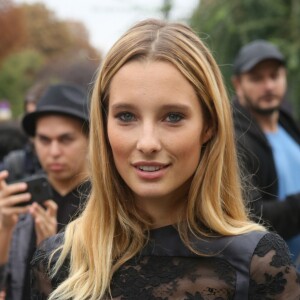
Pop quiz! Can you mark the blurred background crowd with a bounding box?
[1,0,300,122]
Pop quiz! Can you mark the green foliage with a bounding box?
[189,0,300,119]
[0,1,100,118]
[22,3,73,57]
[0,49,44,117]
[160,0,173,19]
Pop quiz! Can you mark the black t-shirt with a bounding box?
[53,181,90,232]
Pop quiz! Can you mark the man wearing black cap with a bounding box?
[232,40,300,268]
[0,83,90,299]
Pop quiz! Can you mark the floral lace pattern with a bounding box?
[31,232,300,299]
[249,233,299,299]
[110,256,235,299]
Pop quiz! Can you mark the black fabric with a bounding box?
[233,100,300,239]
[30,226,300,299]
[0,120,28,161]
[233,40,285,75]
[4,181,90,300]
[0,142,42,183]
[52,181,89,232]
[22,227,36,298]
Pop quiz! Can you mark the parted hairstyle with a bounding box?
[49,19,265,300]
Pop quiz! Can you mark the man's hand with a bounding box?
[0,171,31,231]
[0,290,6,300]
[29,200,58,245]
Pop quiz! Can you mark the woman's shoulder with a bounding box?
[205,230,268,254]
[146,225,268,257]
[236,230,293,270]
[39,232,65,253]
[204,231,293,270]
[31,233,70,296]
[31,232,65,267]
[146,226,291,265]
[253,231,292,264]
[249,231,300,298]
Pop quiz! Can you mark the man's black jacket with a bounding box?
[233,100,300,239]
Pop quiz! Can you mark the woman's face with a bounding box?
[107,60,210,206]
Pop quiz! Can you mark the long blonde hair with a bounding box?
[49,19,264,300]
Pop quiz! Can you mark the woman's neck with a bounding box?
[135,193,187,229]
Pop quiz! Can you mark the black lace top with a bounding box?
[31,226,300,299]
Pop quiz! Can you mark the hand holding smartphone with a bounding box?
[15,174,53,207]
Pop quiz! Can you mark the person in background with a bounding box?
[0,80,50,182]
[31,19,299,300]
[0,83,90,300]
[23,80,50,114]
[0,90,36,163]
[232,40,300,269]
[0,121,27,162]
[0,52,98,183]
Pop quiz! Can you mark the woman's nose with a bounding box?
[136,124,162,154]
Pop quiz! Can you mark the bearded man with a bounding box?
[232,40,300,269]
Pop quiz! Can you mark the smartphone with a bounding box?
[14,174,53,207]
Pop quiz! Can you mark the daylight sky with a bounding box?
[15,0,199,54]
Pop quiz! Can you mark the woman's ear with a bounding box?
[202,126,213,144]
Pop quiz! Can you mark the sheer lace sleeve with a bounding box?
[30,233,67,300]
[31,246,54,299]
[249,232,300,299]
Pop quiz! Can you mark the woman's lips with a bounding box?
[133,162,170,180]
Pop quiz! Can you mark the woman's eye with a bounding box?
[117,112,135,122]
[165,113,183,123]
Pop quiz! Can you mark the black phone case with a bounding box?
[15,174,53,206]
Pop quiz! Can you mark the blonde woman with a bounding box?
[31,19,300,299]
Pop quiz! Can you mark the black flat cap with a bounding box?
[233,40,285,75]
[22,83,89,136]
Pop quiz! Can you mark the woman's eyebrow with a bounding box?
[110,103,135,111]
[110,103,191,111]
[159,104,191,111]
